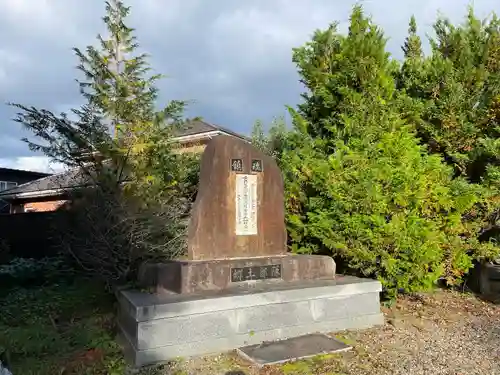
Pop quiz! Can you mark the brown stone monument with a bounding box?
[138,135,335,294]
[188,135,287,260]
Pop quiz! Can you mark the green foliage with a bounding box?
[74,0,165,138]
[402,16,423,59]
[399,9,500,182]
[10,1,195,284]
[11,0,191,203]
[398,8,500,247]
[267,5,499,298]
[250,116,290,171]
[0,256,172,375]
[0,275,120,375]
[0,257,73,289]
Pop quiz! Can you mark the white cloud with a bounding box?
[0,156,66,174]
[0,49,28,88]
[0,0,53,20]
[0,0,64,35]
[0,0,499,162]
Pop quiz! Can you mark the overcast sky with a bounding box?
[0,0,497,173]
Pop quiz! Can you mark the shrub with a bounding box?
[57,179,192,287]
[277,6,498,298]
[0,257,72,291]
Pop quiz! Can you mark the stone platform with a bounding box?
[117,276,384,367]
[138,254,336,295]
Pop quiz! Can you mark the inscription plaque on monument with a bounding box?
[231,158,243,172]
[231,264,282,282]
[251,159,263,172]
[235,174,258,235]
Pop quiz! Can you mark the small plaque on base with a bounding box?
[237,333,352,367]
[231,264,282,282]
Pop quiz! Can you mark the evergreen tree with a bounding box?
[400,9,500,242]
[10,0,191,284]
[402,16,423,59]
[250,117,289,164]
[281,6,494,297]
[395,16,427,129]
[12,0,190,192]
[74,1,186,146]
[293,6,399,148]
[403,8,500,180]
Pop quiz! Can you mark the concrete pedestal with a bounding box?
[138,254,336,295]
[117,276,384,367]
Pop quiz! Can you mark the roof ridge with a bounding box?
[184,119,218,131]
[0,166,51,176]
[6,165,75,190]
[187,119,250,140]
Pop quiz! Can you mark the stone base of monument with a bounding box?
[137,254,336,295]
[117,275,384,367]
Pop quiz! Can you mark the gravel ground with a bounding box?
[342,291,500,375]
[152,290,500,375]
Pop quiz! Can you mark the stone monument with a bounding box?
[137,136,335,294]
[118,135,383,367]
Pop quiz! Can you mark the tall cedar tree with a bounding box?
[9,0,192,283]
[280,6,495,297]
[12,0,189,195]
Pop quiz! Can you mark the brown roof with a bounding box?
[174,119,249,140]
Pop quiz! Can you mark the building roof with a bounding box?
[0,168,89,199]
[174,119,248,140]
[0,120,246,200]
[0,167,51,178]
